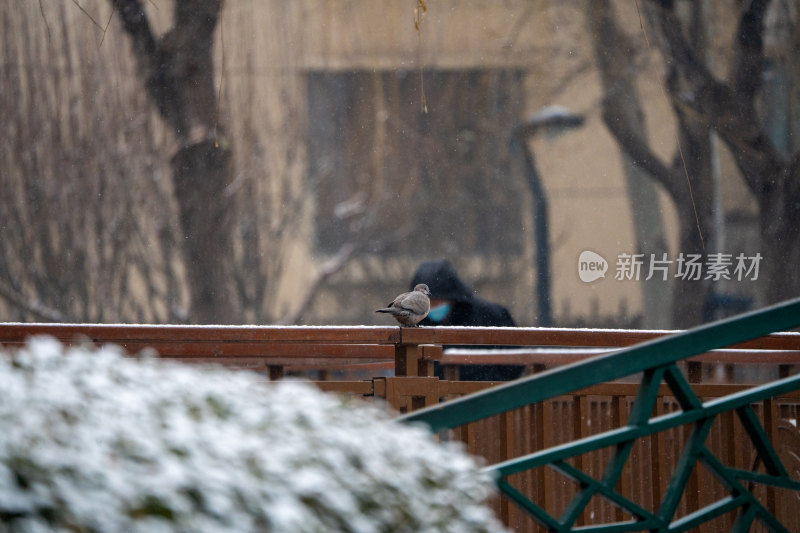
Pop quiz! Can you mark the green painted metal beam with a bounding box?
[730,469,800,491]
[488,372,800,478]
[662,364,701,410]
[628,366,666,425]
[568,520,660,532]
[735,405,790,479]
[657,418,715,524]
[400,297,800,432]
[496,478,561,531]
[700,448,797,533]
[730,504,758,533]
[549,460,656,523]
[666,495,745,532]
[697,447,791,533]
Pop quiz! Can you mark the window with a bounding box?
[306,69,526,257]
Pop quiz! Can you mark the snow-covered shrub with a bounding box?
[0,337,507,533]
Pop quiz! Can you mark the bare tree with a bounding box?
[587,0,715,327]
[0,2,381,326]
[0,1,183,323]
[589,0,800,325]
[110,0,237,323]
[586,0,675,327]
[647,0,800,307]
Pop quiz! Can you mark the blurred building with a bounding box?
[2,0,772,327]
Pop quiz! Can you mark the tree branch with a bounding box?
[588,0,685,203]
[0,279,66,322]
[277,242,359,325]
[601,99,684,202]
[731,0,770,102]
[112,0,158,72]
[648,0,783,195]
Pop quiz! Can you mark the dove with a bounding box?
[376,283,431,326]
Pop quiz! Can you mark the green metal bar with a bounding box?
[599,440,635,492]
[551,460,657,523]
[699,447,753,495]
[557,368,666,528]
[657,417,715,524]
[489,373,800,478]
[735,405,790,478]
[628,367,666,425]
[558,443,629,528]
[698,448,791,533]
[569,520,660,533]
[666,495,745,532]
[753,509,792,533]
[496,478,562,531]
[400,297,800,432]
[749,509,793,533]
[662,364,701,410]
[730,504,757,533]
[730,469,800,491]
[553,458,596,529]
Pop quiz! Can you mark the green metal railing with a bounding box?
[400,297,800,532]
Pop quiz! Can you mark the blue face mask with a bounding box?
[427,303,452,323]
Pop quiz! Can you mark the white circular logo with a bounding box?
[578,250,608,283]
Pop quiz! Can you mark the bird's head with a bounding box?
[413,284,431,297]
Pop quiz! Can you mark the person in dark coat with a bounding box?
[409,259,525,381]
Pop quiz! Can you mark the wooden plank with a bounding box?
[283,361,394,372]
[110,342,396,359]
[539,400,554,518]
[173,357,392,366]
[763,398,779,516]
[401,326,664,347]
[394,344,418,377]
[498,411,515,527]
[438,349,800,366]
[310,381,373,395]
[4,324,799,352]
[611,395,630,522]
[572,394,589,526]
[0,324,401,344]
[402,326,800,350]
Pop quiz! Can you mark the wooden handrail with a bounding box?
[436,348,800,365]
[2,323,799,378]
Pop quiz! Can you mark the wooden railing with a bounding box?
[2,319,800,531]
[1,322,797,377]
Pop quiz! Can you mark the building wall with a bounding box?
[5,0,768,326]
[213,0,686,326]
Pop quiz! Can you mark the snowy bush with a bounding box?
[0,337,507,533]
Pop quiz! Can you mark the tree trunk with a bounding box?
[587,0,672,328]
[670,207,710,328]
[669,119,716,328]
[759,185,800,305]
[588,0,713,328]
[112,0,237,323]
[172,140,235,323]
